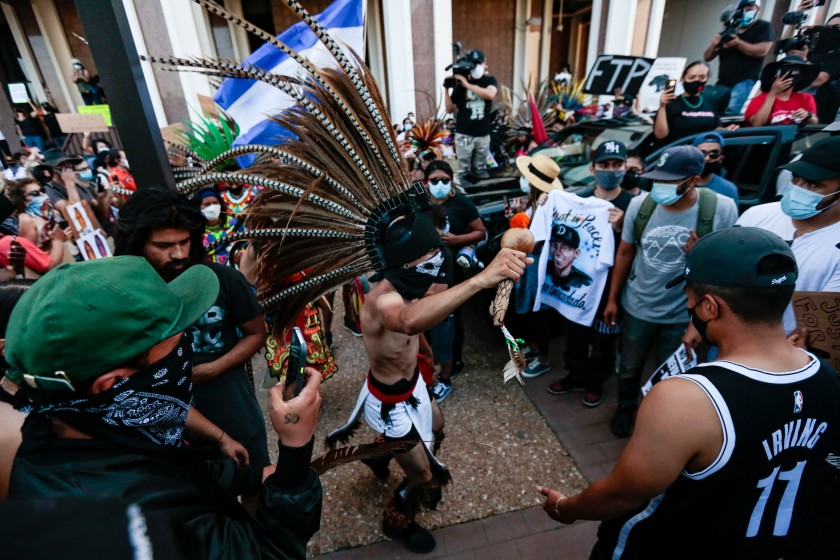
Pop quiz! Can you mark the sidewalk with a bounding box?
[319,351,626,560]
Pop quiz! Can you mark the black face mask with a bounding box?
[683,81,705,95]
[689,306,713,346]
[702,161,722,178]
[622,171,642,190]
[383,250,444,300]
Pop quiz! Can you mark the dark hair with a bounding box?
[114,186,206,263]
[103,150,121,169]
[30,165,53,187]
[687,254,797,324]
[11,152,25,163]
[423,160,454,181]
[682,61,709,80]
[6,178,41,213]
[191,185,229,228]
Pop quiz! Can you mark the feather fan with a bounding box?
[310,440,419,475]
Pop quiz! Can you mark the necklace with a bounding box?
[681,94,703,109]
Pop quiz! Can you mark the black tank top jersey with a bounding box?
[612,355,840,559]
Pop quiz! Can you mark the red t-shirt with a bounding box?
[745,92,817,125]
[0,236,51,274]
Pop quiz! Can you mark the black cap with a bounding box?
[780,136,840,182]
[42,148,83,168]
[550,223,580,249]
[592,140,627,163]
[467,50,486,63]
[665,227,797,289]
[642,145,705,181]
[759,55,821,93]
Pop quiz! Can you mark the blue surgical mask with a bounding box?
[594,169,626,191]
[429,179,452,200]
[781,184,840,219]
[78,169,94,182]
[519,176,531,193]
[26,194,53,220]
[650,181,687,206]
[740,10,757,27]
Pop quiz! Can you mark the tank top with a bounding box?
[613,354,840,559]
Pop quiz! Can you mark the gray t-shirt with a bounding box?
[620,190,738,323]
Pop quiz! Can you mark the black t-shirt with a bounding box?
[664,95,721,144]
[440,194,480,239]
[451,75,498,137]
[187,262,263,370]
[718,19,774,87]
[16,115,42,137]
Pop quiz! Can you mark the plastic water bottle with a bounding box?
[456,245,476,269]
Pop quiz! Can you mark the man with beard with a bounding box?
[328,212,530,553]
[114,187,270,471]
[3,257,323,558]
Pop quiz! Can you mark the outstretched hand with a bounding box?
[268,367,322,448]
[537,485,572,523]
[473,248,532,290]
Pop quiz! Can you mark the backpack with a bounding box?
[632,187,718,243]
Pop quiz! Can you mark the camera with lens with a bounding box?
[719,6,744,46]
[443,43,485,89]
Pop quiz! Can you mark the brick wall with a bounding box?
[452,0,516,90]
[411,0,437,117]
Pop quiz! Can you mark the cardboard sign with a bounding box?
[77,104,112,126]
[792,291,840,371]
[160,122,186,146]
[55,112,109,133]
[583,55,655,96]
[637,57,687,113]
[76,230,112,261]
[8,83,29,104]
[59,199,101,240]
[641,346,698,396]
[198,94,220,118]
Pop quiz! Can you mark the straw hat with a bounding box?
[516,154,564,192]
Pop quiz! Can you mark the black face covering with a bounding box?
[622,171,641,190]
[683,81,705,96]
[383,250,444,300]
[702,161,722,178]
[689,306,713,346]
[18,335,194,447]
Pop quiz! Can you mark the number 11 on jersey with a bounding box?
[746,460,806,538]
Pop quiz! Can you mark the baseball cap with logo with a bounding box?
[692,132,725,148]
[780,136,840,182]
[593,140,628,163]
[665,227,797,289]
[5,256,220,388]
[550,223,580,249]
[642,145,706,181]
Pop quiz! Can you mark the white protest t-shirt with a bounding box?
[531,190,615,326]
[737,202,840,333]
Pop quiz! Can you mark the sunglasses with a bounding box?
[429,178,451,186]
[700,150,721,159]
[24,188,46,198]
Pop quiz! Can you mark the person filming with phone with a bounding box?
[745,56,819,126]
[654,62,724,145]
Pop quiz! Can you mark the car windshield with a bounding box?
[533,122,650,191]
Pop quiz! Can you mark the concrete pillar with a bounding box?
[432,0,453,113]
[31,0,82,110]
[224,0,251,59]
[382,0,416,122]
[603,0,638,55]
[159,0,214,123]
[586,0,603,76]
[644,0,666,58]
[539,0,553,84]
[122,0,167,127]
[2,4,48,105]
[366,0,387,104]
[512,0,531,106]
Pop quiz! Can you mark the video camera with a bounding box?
[443,42,484,89]
[775,3,840,75]
[719,5,745,46]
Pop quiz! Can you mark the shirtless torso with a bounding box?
[362,279,421,385]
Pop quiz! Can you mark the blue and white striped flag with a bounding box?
[214,0,366,166]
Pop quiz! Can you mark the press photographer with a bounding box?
[443,48,498,186]
[704,0,775,115]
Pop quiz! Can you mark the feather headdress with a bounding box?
[146,0,430,331]
[403,116,447,160]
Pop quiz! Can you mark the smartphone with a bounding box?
[666,79,677,92]
[286,327,308,397]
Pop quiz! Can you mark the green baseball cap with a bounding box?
[665,227,798,289]
[5,256,219,387]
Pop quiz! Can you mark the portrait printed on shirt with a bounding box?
[536,207,609,326]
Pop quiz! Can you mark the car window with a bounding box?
[719,136,776,202]
[790,130,830,160]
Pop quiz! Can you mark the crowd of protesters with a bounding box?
[0,0,838,557]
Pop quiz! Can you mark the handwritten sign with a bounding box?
[8,83,29,104]
[583,55,655,96]
[55,112,109,133]
[77,104,112,126]
[792,291,840,371]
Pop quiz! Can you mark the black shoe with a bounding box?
[383,520,436,553]
[610,406,636,438]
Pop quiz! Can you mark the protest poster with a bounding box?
[583,55,655,96]
[55,112,109,133]
[8,83,29,104]
[198,93,220,118]
[637,57,687,113]
[77,104,112,126]
[792,291,840,371]
[641,346,698,396]
[60,200,100,239]
[76,230,112,261]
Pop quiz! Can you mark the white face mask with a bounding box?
[519,176,531,193]
[201,203,222,222]
[470,64,485,80]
